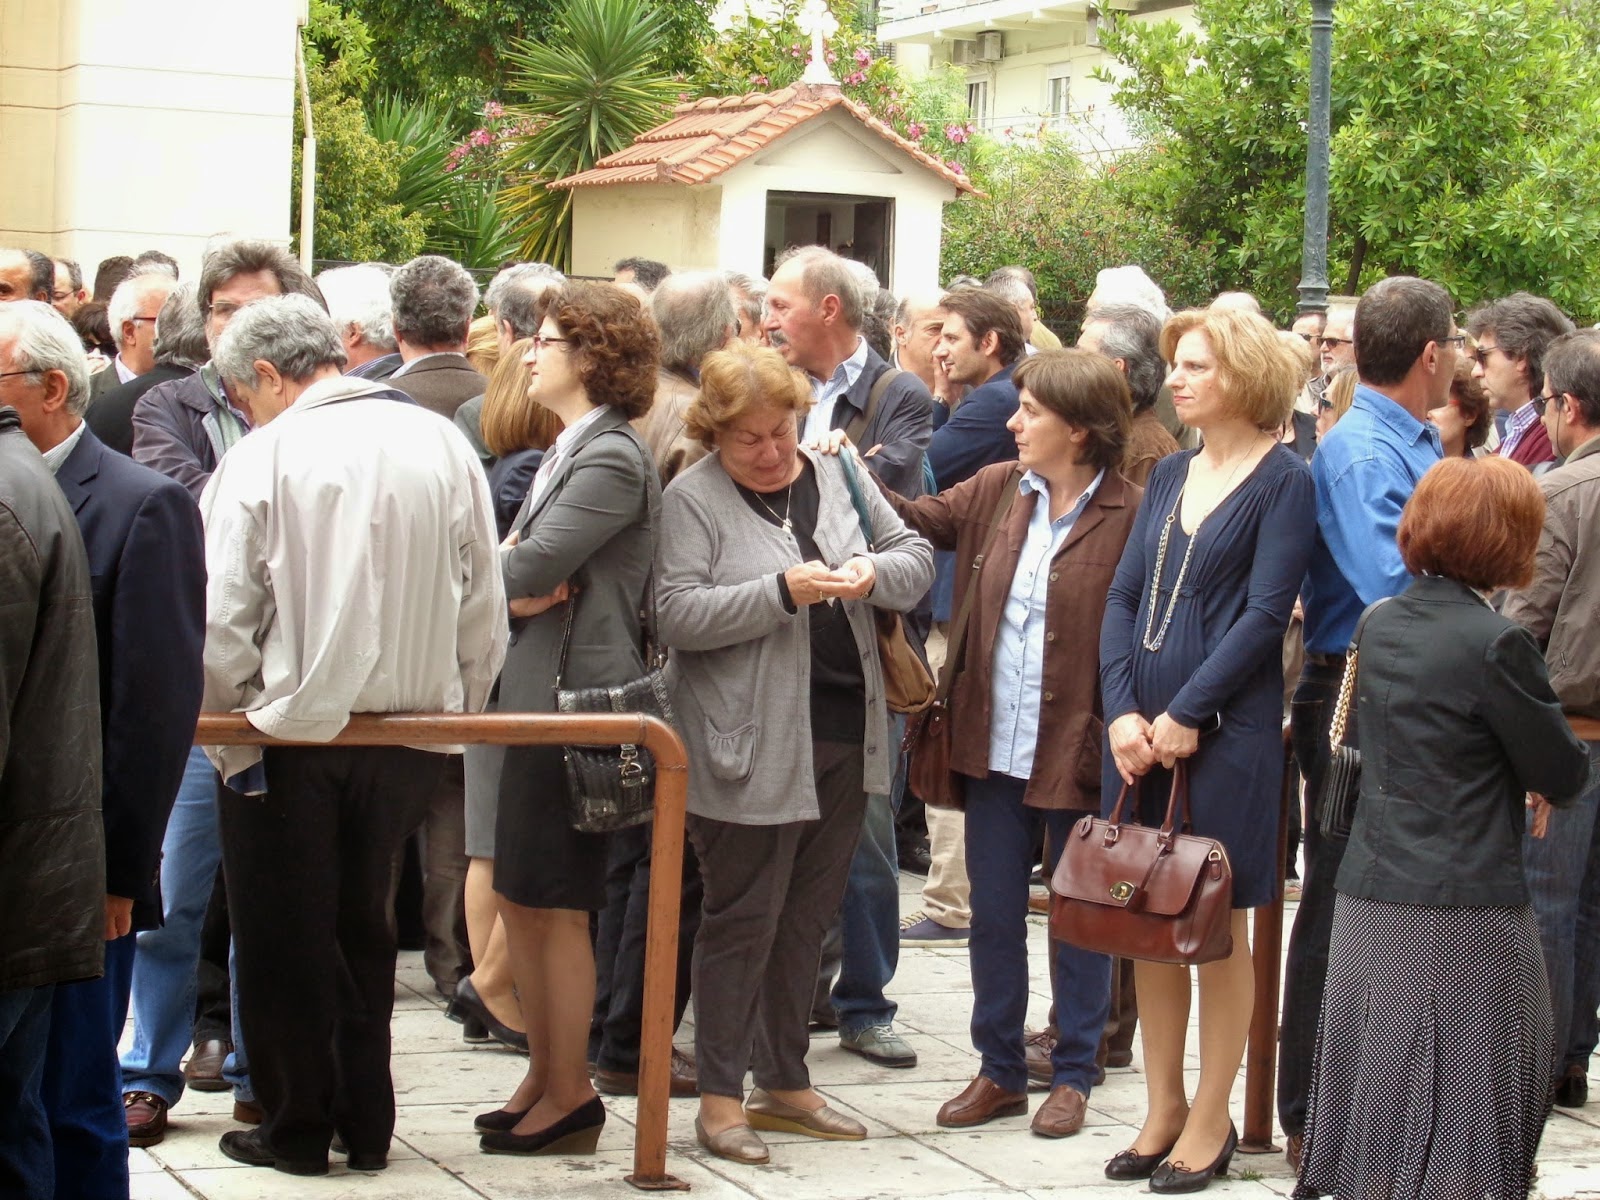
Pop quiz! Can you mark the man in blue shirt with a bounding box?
[927,288,1025,489]
[1280,276,1459,1166]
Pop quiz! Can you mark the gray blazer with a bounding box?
[657,448,933,825]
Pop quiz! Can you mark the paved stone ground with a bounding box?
[128,881,1600,1199]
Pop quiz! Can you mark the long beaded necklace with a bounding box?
[1140,439,1264,652]
[755,484,793,532]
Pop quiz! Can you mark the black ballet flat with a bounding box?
[1149,1124,1238,1194]
[1104,1141,1177,1181]
[473,1106,532,1133]
[479,1096,606,1156]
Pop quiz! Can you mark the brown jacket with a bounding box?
[635,368,708,485]
[1123,406,1180,488]
[884,461,1142,810]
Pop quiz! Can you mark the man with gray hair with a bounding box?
[1,299,205,1198]
[53,257,89,318]
[201,294,505,1176]
[637,270,736,483]
[452,264,565,465]
[987,266,1060,351]
[726,272,767,344]
[316,263,400,380]
[0,247,52,303]
[1086,265,1193,448]
[389,255,483,419]
[88,282,205,456]
[91,269,178,409]
[1079,303,1180,486]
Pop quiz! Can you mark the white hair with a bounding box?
[0,300,92,416]
[1088,265,1171,324]
[485,263,564,318]
[316,264,397,352]
[841,259,884,315]
[213,294,346,388]
[107,271,178,351]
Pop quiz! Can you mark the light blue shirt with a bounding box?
[801,336,868,444]
[989,468,1104,779]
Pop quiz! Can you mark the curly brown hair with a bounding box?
[551,281,659,419]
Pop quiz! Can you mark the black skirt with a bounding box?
[1294,893,1551,1200]
[492,744,610,911]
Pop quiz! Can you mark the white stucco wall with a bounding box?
[568,184,723,279]
[0,0,298,279]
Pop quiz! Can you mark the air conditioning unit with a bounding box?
[977,29,1004,61]
[1086,9,1101,46]
[949,39,979,66]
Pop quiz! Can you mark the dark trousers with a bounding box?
[1278,659,1345,1137]
[690,742,867,1098]
[966,772,1110,1095]
[418,756,470,992]
[0,985,54,1200]
[220,745,440,1165]
[194,867,232,1043]
[591,822,702,1072]
[42,933,136,1200]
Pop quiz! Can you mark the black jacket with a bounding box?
[86,361,193,457]
[831,345,933,499]
[0,409,105,990]
[1340,575,1591,907]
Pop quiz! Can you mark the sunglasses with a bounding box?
[1533,392,1561,417]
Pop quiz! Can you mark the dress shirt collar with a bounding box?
[810,336,869,399]
[114,354,137,385]
[1351,384,1441,449]
[391,350,467,378]
[43,419,87,475]
[1019,467,1104,515]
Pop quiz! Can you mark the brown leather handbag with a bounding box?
[903,474,1022,809]
[1049,763,1234,965]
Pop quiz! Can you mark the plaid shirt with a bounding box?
[1500,399,1541,461]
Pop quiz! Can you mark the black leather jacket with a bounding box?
[1339,575,1591,908]
[0,409,105,990]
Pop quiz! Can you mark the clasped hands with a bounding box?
[1108,712,1200,785]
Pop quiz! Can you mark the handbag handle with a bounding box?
[1328,597,1389,751]
[1103,761,1192,836]
[936,470,1023,704]
[551,430,664,693]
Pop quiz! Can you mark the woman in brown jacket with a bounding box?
[840,349,1143,1137]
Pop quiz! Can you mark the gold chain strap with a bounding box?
[1328,646,1360,748]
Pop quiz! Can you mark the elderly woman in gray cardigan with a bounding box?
[657,342,933,1167]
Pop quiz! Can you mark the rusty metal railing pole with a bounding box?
[196,712,690,1190]
[1239,731,1294,1155]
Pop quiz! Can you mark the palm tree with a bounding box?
[499,0,682,268]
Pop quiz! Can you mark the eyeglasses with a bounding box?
[0,369,41,383]
[1472,345,1504,367]
[51,290,72,302]
[1318,337,1352,349]
[1295,332,1317,344]
[1438,334,1467,349]
[529,334,569,355]
[1533,392,1561,417]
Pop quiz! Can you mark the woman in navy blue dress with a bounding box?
[1098,307,1315,1193]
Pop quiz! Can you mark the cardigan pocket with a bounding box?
[704,718,757,782]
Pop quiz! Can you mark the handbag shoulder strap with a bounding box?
[837,448,878,550]
[552,429,664,689]
[1328,597,1391,749]
[843,366,901,448]
[937,470,1023,702]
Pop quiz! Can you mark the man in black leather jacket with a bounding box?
[0,404,105,1198]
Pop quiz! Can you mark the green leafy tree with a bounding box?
[344,0,712,120]
[941,140,1219,337]
[496,0,683,267]
[293,0,425,262]
[1098,0,1600,319]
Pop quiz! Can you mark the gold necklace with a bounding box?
[755,485,792,532]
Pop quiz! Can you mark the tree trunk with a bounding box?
[1342,235,1367,297]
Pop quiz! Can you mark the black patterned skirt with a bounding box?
[1294,894,1551,1200]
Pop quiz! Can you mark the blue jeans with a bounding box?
[965,772,1110,1095]
[0,986,54,1200]
[1526,740,1600,1078]
[121,746,253,1104]
[42,934,136,1200]
[831,714,907,1036]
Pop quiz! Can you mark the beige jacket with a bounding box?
[198,374,507,780]
[1503,434,1600,718]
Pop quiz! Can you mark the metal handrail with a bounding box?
[197,712,691,1191]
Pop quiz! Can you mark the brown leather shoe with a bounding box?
[1030,1085,1087,1138]
[233,1099,265,1125]
[1024,1029,1055,1090]
[124,1091,168,1147]
[184,1038,231,1092]
[936,1076,1028,1128]
[594,1047,698,1097]
[1286,1132,1304,1171]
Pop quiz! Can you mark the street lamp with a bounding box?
[1296,0,1335,315]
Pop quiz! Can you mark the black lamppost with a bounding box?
[1296,0,1335,314]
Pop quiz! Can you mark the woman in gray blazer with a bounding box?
[656,341,934,1166]
[471,283,661,1158]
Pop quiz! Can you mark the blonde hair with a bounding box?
[1325,365,1358,425]
[480,337,562,458]
[1278,328,1316,380]
[1161,308,1301,431]
[465,313,500,376]
[684,340,813,448]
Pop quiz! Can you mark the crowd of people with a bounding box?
[0,235,1596,1200]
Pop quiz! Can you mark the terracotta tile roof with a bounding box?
[549,82,976,193]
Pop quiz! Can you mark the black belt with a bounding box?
[1305,651,1345,668]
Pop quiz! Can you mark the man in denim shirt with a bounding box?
[1279,276,1458,1167]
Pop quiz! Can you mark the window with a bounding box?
[1046,72,1070,124]
[966,79,989,122]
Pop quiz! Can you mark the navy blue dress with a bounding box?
[1099,443,1315,908]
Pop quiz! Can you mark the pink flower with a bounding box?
[946,160,965,175]
[943,123,968,144]
[470,128,492,147]
[483,101,504,119]
[825,49,837,63]
[791,44,805,57]
[854,47,871,65]
[906,120,926,140]
[845,70,866,85]
[752,74,770,86]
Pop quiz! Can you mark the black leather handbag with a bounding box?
[1318,598,1389,838]
[551,440,674,834]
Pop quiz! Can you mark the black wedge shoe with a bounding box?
[479,1096,606,1156]
[1149,1124,1238,1194]
[446,976,530,1053]
[474,1106,532,1133]
[1104,1141,1178,1182]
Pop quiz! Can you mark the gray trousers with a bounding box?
[688,741,867,1099]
